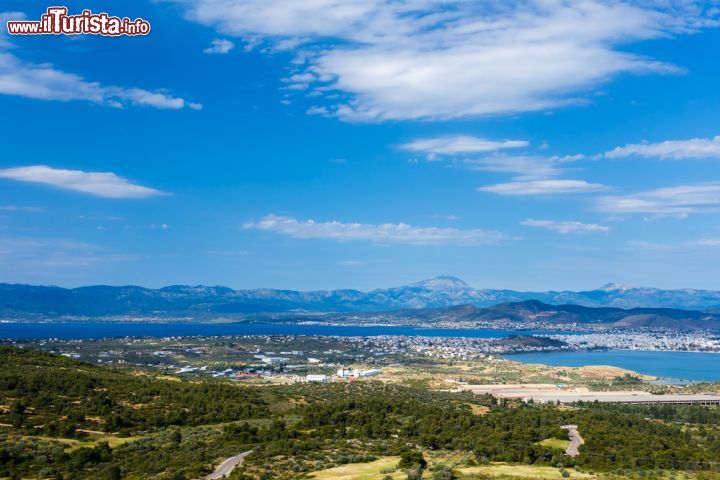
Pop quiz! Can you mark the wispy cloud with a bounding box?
[596,183,720,217]
[521,219,609,234]
[605,135,720,159]
[399,135,586,179]
[204,249,255,257]
[625,240,674,251]
[176,0,712,121]
[687,239,720,247]
[429,214,461,221]
[478,179,609,196]
[204,38,235,54]
[0,166,167,199]
[627,239,720,251]
[399,135,528,155]
[0,236,137,271]
[338,259,363,266]
[0,205,44,212]
[0,51,201,109]
[0,13,200,109]
[464,154,585,180]
[243,214,507,246]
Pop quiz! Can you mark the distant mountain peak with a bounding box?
[599,282,638,292]
[410,275,470,290]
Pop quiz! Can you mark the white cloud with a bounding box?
[175,0,714,121]
[204,38,235,54]
[0,205,43,212]
[430,214,461,221]
[399,134,585,179]
[625,240,673,251]
[464,154,584,180]
[0,166,167,199]
[521,218,610,234]
[686,239,720,247]
[205,249,255,256]
[306,105,330,115]
[399,135,528,155]
[0,15,200,109]
[605,135,720,159]
[338,259,363,266]
[243,214,506,246]
[120,88,202,110]
[596,183,720,217]
[0,52,201,109]
[478,179,609,196]
[627,239,720,251]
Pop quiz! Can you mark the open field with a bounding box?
[18,434,140,451]
[458,463,595,479]
[537,437,570,450]
[310,456,404,479]
[310,459,596,480]
[468,403,491,415]
[377,359,655,391]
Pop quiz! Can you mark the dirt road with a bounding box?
[561,425,584,457]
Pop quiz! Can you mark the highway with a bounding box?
[205,450,252,479]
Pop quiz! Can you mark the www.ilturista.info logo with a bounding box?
[7,7,151,36]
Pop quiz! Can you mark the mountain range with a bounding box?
[315,300,720,330]
[2,276,720,319]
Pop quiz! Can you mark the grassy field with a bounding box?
[310,459,597,480]
[457,463,595,479]
[468,403,491,415]
[537,437,570,450]
[310,456,404,479]
[20,434,140,452]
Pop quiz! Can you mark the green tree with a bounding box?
[399,450,427,470]
[102,465,121,480]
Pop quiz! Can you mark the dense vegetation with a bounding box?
[286,385,720,471]
[0,346,269,435]
[581,401,720,425]
[2,346,720,479]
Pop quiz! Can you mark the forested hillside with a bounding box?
[2,347,720,479]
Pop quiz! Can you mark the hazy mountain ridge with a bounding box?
[445,300,720,330]
[2,275,720,318]
[298,299,720,330]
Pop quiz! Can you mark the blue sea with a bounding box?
[507,350,720,382]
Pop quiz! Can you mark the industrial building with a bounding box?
[337,367,383,378]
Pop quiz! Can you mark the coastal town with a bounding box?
[4,329,720,387]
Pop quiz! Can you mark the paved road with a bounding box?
[561,425,584,457]
[205,450,252,479]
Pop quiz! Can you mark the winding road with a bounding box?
[205,450,252,479]
[561,425,584,457]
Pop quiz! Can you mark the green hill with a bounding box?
[2,346,720,479]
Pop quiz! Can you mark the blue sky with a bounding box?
[1,0,720,291]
